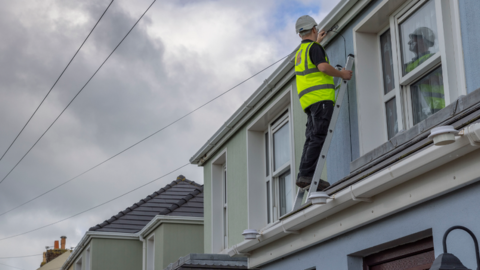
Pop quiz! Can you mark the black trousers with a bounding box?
[298,100,334,178]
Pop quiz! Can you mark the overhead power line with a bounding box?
[0,262,24,270]
[0,50,294,240]
[0,163,189,242]
[0,51,293,217]
[0,0,114,164]
[0,0,157,186]
[0,254,41,260]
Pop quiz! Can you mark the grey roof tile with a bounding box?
[89,175,203,233]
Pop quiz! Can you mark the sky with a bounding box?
[0,0,340,269]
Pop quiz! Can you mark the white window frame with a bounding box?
[146,234,155,270]
[75,256,82,270]
[391,0,444,129]
[378,25,398,140]
[222,164,228,250]
[265,110,293,222]
[85,245,91,270]
[246,87,295,230]
[210,149,227,253]
[353,0,466,154]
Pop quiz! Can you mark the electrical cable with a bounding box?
[0,0,114,164]
[0,51,293,217]
[0,254,41,259]
[0,262,24,270]
[0,0,157,186]
[0,163,190,242]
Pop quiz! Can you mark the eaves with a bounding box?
[189,0,367,166]
[138,215,204,238]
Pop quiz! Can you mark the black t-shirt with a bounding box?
[302,39,327,66]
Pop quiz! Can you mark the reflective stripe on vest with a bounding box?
[295,42,335,111]
[406,57,445,111]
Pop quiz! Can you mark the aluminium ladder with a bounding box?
[292,54,355,212]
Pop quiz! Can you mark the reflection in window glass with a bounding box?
[411,66,444,124]
[385,98,398,139]
[273,122,290,171]
[266,181,271,224]
[380,30,395,94]
[279,170,292,217]
[399,0,439,76]
[265,132,269,177]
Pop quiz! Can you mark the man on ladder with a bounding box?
[295,15,353,190]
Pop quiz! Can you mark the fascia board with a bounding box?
[61,231,137,270]
[189,50,297,165]
[232,135,479,264]
[139,215,204,238]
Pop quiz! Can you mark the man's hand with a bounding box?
[317,63,353,80]
[316,30,327,43]
[340,68,353,80]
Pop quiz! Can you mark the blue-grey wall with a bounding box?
[261,180,480,270]
[459,0,480,94]
[325,0,380,184]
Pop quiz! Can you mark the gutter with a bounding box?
[62,216,203,270]
[229,124,480,257]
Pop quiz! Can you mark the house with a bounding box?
[38,237,72,270]
[61,175,204,270]
[190,0,480,269]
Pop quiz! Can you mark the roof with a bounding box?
[164,254,249,270]
[89,175,203,233]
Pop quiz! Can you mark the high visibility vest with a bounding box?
[405,54,445,110]
[295,42,335,111]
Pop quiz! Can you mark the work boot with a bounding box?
[296,176,330,191]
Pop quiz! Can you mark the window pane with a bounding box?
[385,98,398,139]
[411,66,444,124]
[265,132,269,177]
[279,170,293,217]
[273,122,290,171]
[399,0,439,76]
[380,29,395,94]
[223,208,227,248]
[266,181,271,224]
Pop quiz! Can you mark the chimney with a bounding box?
[61,236,66,249]
[54,240,59,249]
[43,252,46,263]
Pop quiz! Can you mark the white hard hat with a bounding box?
[409,27,435,47]
[296,15,317,34]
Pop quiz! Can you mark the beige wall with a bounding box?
[38,250,72,270]
[153,222,204,269]
[91,238,142,270]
